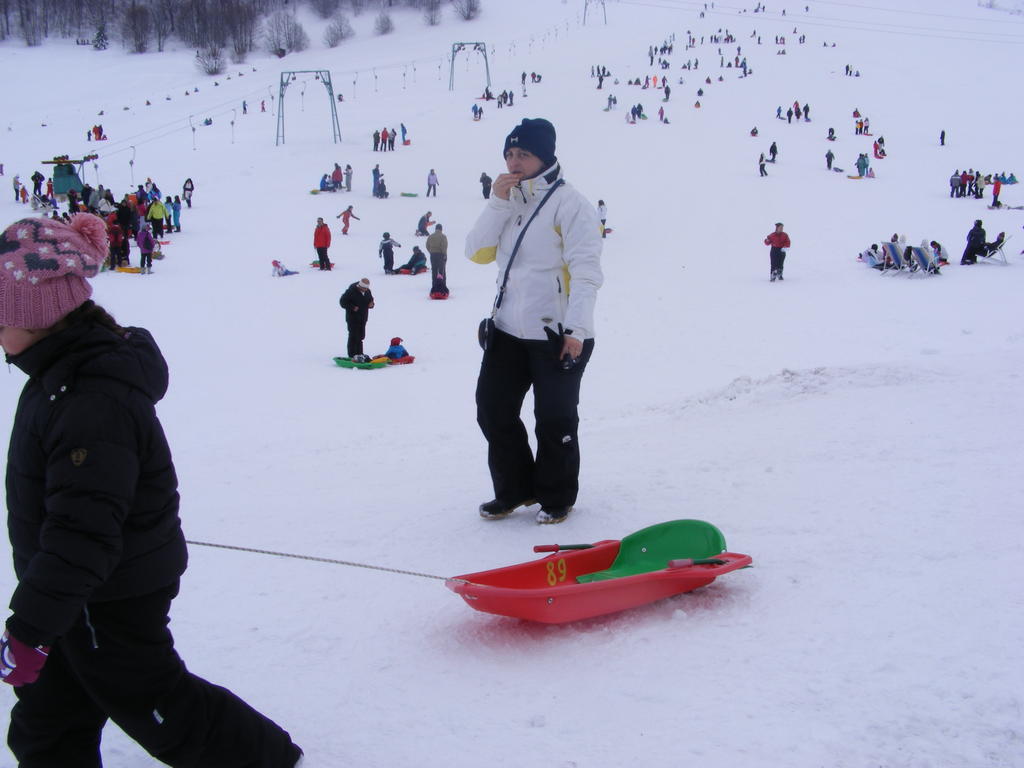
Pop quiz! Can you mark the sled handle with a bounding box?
[533,544,593,553]
[667,557,727,569]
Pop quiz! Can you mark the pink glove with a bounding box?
[0,630,49,687]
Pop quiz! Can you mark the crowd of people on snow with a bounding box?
[948,169,1017,206]
[858,222,1008,274]
[9,171,191,274]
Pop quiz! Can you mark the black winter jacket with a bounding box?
[339,284,374,324]
[5,321,187,646]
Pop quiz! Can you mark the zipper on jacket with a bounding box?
[83,605,100,649]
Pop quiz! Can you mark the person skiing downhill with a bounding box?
[764,221,791,281]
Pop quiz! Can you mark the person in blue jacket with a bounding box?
[385,337,408,359]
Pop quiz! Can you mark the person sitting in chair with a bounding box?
[982,231,1005,257]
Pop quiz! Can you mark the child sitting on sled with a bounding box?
[271,259,298,276]
[396,245,428,274]
[385,337,409,359]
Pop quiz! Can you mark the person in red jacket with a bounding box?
[992,177,1002,208]
[764,221,791,282]
[313,216,332,270]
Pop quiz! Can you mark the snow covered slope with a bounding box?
[1,1,1022,765]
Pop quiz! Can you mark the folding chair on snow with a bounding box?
[980,235,1011,265]
[881,242,908,274]
[910,246,940,275]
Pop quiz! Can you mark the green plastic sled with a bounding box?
[333,356,389,370]
[400,192,418,197]
[576,519,726,583]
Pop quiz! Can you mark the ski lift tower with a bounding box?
[275,70,342,146]
[583,0,608,25]
[449,43,491,92]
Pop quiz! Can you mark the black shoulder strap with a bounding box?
[493,179,565,314]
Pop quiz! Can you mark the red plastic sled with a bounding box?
[447,520,751,623]
[387,355,415,365]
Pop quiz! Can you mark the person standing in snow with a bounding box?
[426,169,439,197]
[182,178,194,209]
[769,141,778,162]
[465,118,604,525]
[378,232,402,274]
[339,278,374,358]
[371,165,381,198]
[425,223,448,289]
[372,130,380,152]
[759,153,768,177]
[0,215,303,768]
[344,164,353,192]
[825,148,835,170]
[480,172,493,199]
[314,216,332,271]
[764,221,791,281]
[597,199,608,236]
[961,219,985,265]
[388,128,397,151]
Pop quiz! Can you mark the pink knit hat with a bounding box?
[0,215,105,329]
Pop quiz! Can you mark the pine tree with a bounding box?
[93,23,109,51]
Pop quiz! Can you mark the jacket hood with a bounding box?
[8,322,169,403]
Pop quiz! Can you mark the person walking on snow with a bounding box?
[759,153,768,177]
[825,148,835,170]
[0,215,303,768]
[769,141,778,162]
[339,278,374,358]
[337,205,360,235]
[480,172,493,199]
[379,232,402,274]
[426,169,439,197]
[314,216,332,270]
[764,221,791,281]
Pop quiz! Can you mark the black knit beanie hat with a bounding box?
[503,118,557,169]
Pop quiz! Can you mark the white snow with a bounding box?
[2,1,1023,766]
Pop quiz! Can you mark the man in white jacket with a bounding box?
[465,118,603,524]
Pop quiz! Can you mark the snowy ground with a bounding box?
[2,1,1023,766]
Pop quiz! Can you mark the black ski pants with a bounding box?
[769,246,786,276]
[315,246,330,270]
[429,252,447,285]
[347,319,366,357]
[475,329,595,509]
[8,582,300,768]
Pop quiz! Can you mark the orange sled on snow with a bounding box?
[447,520,751,623]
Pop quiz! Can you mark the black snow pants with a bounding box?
[347,319,366,357]
[770,246,786,276]
[475,329,595,510]
[8,582,301,768]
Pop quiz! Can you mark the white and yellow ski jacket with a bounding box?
[465,164,603,341]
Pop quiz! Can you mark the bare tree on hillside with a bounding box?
[311,0,341,18]
[264,9,308,54]
[452,0,480,20]
[323,13,354,47]
[196,46,225,74]
[121,2,152,52]
[16,0,43,45]
[423,0,441,25]
[223,0,260,60]
[374,9,394,33]
[348,0,368,15]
